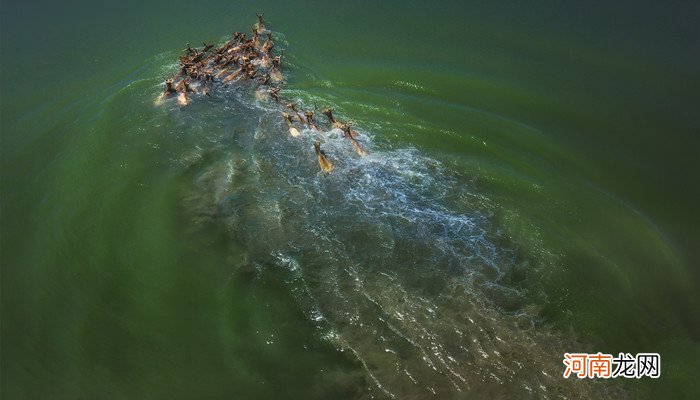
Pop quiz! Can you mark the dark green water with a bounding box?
[1,1,698,399]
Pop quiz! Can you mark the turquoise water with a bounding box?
[1,1,698,399]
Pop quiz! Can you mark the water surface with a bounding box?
[2,1,699,399]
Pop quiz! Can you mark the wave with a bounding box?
[156,26,625,399]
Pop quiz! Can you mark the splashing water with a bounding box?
[160,27,626,400]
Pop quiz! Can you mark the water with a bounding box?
[1,1,698,399]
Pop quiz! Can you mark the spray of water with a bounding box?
[155,24,626,399]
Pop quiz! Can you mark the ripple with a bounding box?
[156,40,624,400]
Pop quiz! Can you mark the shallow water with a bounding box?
[1,1,699,399]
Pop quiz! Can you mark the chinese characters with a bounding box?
[563,353,660,379]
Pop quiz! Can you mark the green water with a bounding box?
[1,1,698,399]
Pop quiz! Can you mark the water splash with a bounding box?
[158,27,625,400]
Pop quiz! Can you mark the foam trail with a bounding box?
[162,20,625,399]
